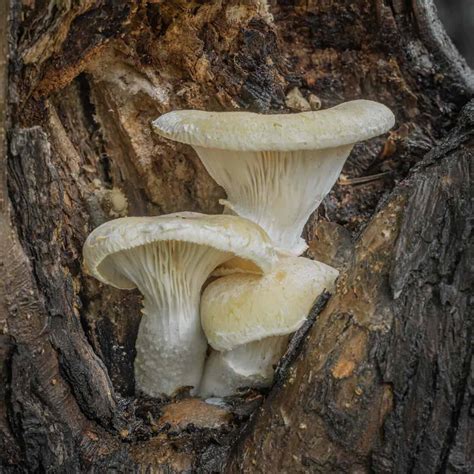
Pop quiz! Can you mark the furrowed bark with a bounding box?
[0,1,472,472]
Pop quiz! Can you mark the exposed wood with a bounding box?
[0,1,472,471]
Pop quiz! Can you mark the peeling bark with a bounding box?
[1,1,472,472]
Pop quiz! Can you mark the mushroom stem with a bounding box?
[194,145,352,255]
[110,241,231,397]
[199,335,290,398]
[136,294,204,397]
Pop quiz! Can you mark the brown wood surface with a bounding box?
[0,1,472,472]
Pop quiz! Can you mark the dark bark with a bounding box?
[0,1,472,472]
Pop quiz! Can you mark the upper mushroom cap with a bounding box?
[152,100,395,152]
[83,212,278,290]
[201,256,339,351]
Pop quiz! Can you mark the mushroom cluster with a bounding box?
[83,100,394,398]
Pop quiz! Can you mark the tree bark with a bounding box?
[0,1,472,472]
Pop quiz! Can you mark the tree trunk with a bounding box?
[1,1,472,472]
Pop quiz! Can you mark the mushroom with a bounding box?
[153,100,395,255]
[82,212,278,397]
[199,256,338,397]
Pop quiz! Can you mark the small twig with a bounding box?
[272,291,331,388]
[338,171,391,186]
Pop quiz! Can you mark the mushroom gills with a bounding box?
[199,335,290,398]
[194,145,352,255]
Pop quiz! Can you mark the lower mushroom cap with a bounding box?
[201,256,339,352]
[83,212,277,288]
[199,256,339,397]
[211,256,265,277]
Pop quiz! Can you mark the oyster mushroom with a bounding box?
[199,256,338,397]
[83,212,277,397]
[153,100,395,255]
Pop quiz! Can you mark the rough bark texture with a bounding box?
[1,1,472,472]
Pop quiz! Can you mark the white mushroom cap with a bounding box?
[199,256,339,397]
[152,100,395,152]
[84,212,277,289]
[201,256,339,352]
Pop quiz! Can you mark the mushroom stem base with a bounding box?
[135,302,207,397]
[199,335,290,398]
